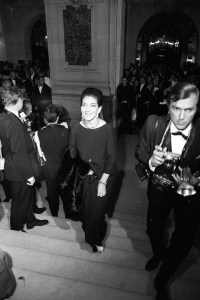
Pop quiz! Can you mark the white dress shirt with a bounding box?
[11,79,16,86]
[170,122,191,155]
[39,86,43,93]
[140,83,145,92]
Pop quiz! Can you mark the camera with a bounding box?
[163,152,178,169]
[150,151,179,191]
[151,173,174,191]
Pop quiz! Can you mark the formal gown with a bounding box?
[71,122,116,246]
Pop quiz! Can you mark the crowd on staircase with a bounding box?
[0,68,117,298]
[1,59,200,300]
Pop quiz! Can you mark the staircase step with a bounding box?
[11,268,153,300]
[1,201,146,227]
[0,228,147,270]
[0,219,150,256]
[0,205,148,241]
[0,243,155,296]
[1,206,199,261]
[1,227,200,283]
[170,277,200,300]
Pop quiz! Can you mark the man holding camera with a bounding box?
[135,82,200,300]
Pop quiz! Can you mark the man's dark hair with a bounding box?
[1,86,23,106]
[167,82,199,105]
[43,104,58,123]
[22,100,32,115]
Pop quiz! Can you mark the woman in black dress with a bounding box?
[71,87,116,252]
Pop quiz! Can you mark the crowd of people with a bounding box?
[1,58,200,300]
[0,74,116,256]
[116,61,200,134]
[0,59,52,128]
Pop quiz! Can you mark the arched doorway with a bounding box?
[135,11,198,68]
[31,15,49,68]
[147,25,181,67]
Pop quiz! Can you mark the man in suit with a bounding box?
[31,75,52,114]
[135,75,153,128]
[29,66,37,86]
[135,82,200,300]
[20,73,33,98]
[37,105,69,217]
[0,87,48,231]
[116,76,133,134]
[8,71,22,88]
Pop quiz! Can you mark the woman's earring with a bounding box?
[99,110,103,119]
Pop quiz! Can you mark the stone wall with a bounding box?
[0,0,45,64]
[1,0,200,123]
[45,0,126,121]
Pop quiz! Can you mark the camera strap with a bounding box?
[178,125,194,167]
[159,120,171,148]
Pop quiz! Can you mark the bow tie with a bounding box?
[171,131,188,140]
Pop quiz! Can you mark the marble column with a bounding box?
[44,0,126,122]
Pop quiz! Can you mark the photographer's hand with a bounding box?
[172,167,197,185]
[172,172,182,185]
[172,166,189,185]
[150,145,165,168]
[170,152,180,161]
[189,176,199,186]
[184,167,200,186]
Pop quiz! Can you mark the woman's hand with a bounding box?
[97,181,106,197]
[27,176,35,186]
[97,173,109,197]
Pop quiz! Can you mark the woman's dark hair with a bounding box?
[43,104,58,123]
[80,87,103,107]
[167,82,199,105]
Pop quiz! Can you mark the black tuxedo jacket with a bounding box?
[38,124,69,179]
[22,78,33,97]
[135,114,200,174]
[0,111,40,181]
[136,84,153,106]
[116,83,133,105]
[8,78,22,88]
[31,83,52,111]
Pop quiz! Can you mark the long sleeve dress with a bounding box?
[71,122,116,246]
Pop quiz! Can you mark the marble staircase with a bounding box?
[0,199,155,300]
[0,199,200,300]
[0,134,200,300]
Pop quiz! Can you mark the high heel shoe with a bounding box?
[92,245,104,253]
